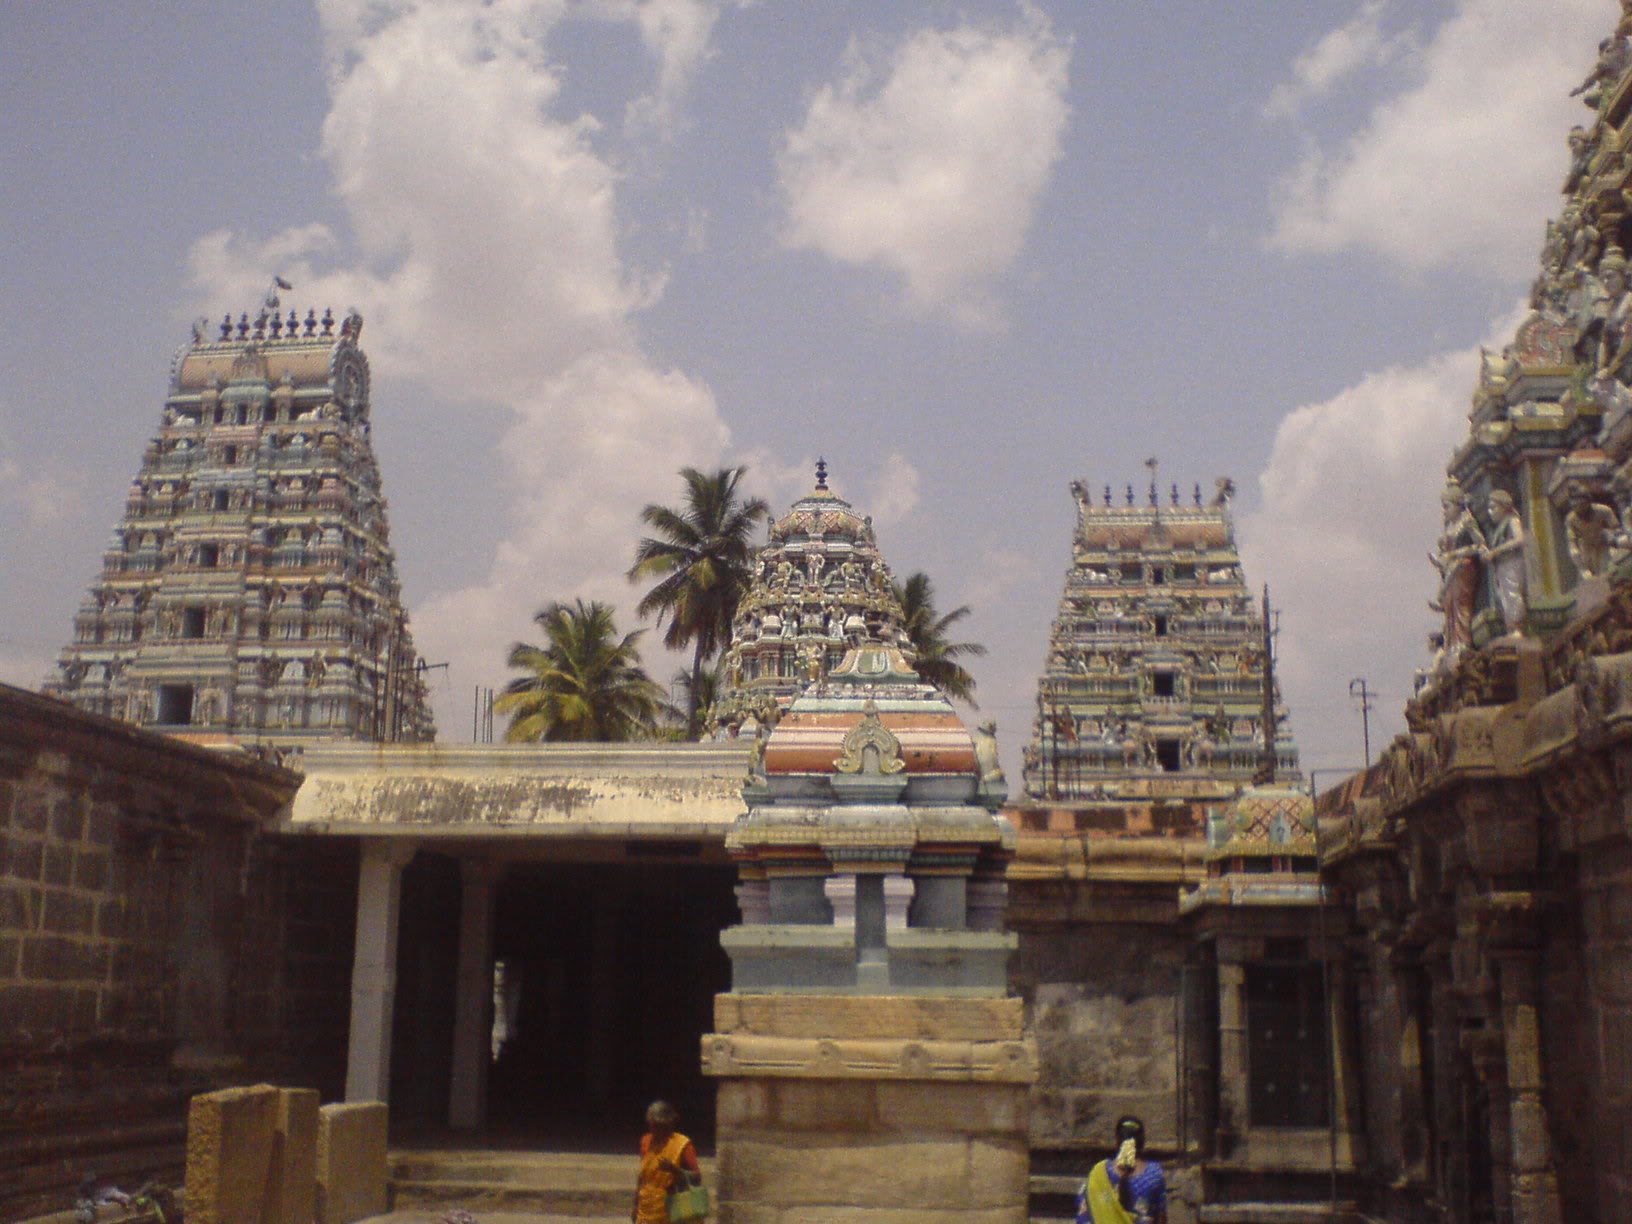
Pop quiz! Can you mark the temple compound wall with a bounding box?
[1319,619,1632,1224]
[1312,15,1632,1220]
[1003,834,1201,1157]
[0,682,349,1220]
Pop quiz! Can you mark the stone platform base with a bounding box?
[705,995,1037,1224]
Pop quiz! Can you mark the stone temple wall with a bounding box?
[1318,627,1632,1224]
[1558,841,1632,1216]
[0,682,352,1219]
[1003,832,1206,1175]
[1012,921,1187,1154]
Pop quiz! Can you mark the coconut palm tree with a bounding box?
[891,572,986,705]
[629,466,770,738]
[495,599,667,742]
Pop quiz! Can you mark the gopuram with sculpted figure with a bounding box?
[12,6,1632,1224]
[1318,4,1632,1220]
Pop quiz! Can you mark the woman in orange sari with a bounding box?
[631,1100,702,1224]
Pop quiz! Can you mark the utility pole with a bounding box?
[1348,677,1375,768]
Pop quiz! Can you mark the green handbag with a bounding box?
[667,1173,710,1223]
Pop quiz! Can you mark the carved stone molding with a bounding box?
[700,1033,1038,1084]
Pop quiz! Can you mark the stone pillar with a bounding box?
[345,839,415,1103]
[967,877,1007,932]
[1326,949,1363,1153]
[883,873,916,930]
[586,878,621,1102]
[1215,960,1248,1154]
[449,857,501,1130]
[825,874,858,929]
[735,878,770,923]
[1497,955,1563,1224]
[1379,951,1427,1183]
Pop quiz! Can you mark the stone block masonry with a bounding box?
[316,1101,389,1224]
[182,1086,382,1224]
[184,1085,282,1224]
[713,1078,1032,1224]
[707,996,1036,1224]
[0,682,347,1220]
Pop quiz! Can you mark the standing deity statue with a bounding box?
[1589,250,1632,431]
[1567,126,1596,184]
[1429,480,1487,655]
[1566,201,1602,280]
[1483,490,1528,634]
[1595,248,1632,373]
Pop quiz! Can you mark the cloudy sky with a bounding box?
[0,0,1610,780]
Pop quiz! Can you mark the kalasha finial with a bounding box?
[815,457,828,490]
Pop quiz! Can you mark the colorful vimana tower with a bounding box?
[710,462,907,733]
[1021,473,1298,819]
[42,302,435,746]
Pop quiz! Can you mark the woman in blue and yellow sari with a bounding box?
[1077,1115,1167,1224]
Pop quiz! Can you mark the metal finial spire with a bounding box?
[815,457,828,490]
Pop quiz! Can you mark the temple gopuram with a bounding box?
[1020,474,1298,822]
[711,462,906,733]
[41,301,434,746]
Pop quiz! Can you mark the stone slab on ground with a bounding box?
[272,1087,320,1224]
[185,1084,281,1224]
[319,1102,390,1224]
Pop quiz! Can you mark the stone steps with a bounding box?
[389,1149,713,1219]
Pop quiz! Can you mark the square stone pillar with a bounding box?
[449,857,501,1130]
[704,994,1037,1223]
[345,839,415,1103]
[825,874,858,930]
[883,873,916,930]
[1497,955,1563,1224]
[1215,961,1248,1154]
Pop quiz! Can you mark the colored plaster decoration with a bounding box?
[833,702,907,775]
[1565,494,1624,578]
[1431,479,1487,662]
[723,642,1015,995]
[1021,474,1298,807]
[1419,13,1632,671]
[42,300,434,745]
[712,466,907,733]
[1484,490,1529,634]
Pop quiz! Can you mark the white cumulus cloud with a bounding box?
[1268,0,1603,274]
[777,9,1071,326]
[185,0,742,735]
[1237,311,1528,774]
[1263,1,1412,120]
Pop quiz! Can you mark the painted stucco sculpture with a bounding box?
[42,300,434,745]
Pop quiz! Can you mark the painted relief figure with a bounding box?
[1429,480,1486,653]
[1484,490,1528,634]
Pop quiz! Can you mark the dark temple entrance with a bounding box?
[390,847,737,1151]
[488,855,737,1149]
